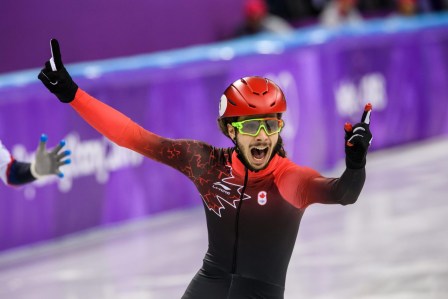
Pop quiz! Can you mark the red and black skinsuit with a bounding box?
[70,89,366,299]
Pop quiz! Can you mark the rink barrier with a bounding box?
[0,13,447,251]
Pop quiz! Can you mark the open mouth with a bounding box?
[250,146,269,161]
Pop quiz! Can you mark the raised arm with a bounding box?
[305,168,366,206]
[307,103,373,206]
[37,39,168,157]
[37,39,212,175]
[280,104,372,209]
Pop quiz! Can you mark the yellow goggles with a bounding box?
[231,118,284,136]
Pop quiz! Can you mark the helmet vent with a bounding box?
[270,101,276,107]
[227,98,236,106]
[248,104,256,108]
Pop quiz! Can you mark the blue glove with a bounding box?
[30,134,71,179]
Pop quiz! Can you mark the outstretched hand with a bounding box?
[344,103,373,169]
[31,134,71,179]
[38,39,78,103]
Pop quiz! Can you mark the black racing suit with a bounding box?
[70,89,366,298]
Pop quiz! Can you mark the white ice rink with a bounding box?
[0,137,447,299]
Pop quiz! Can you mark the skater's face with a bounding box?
[227,114,283,170]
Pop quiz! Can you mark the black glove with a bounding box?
[38,39,78,103]
[344,103,373,169]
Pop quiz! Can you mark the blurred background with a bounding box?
[1,0,447,298]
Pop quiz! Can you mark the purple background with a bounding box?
[1,18,448,251]
[0,0,243,74]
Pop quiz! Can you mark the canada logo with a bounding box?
[257,191,267,205]
[201,166,251,217]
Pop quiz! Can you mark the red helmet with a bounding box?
[219,76,287,118]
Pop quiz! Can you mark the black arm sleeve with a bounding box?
[7,160,36,185]
[330,168,366,205]
[305,167,366,207]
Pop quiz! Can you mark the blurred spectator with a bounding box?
[357,0,394,18]
[319,0,363,27]
[396,0,419,15]
[266,0,320,26]
[390,0,448,16]
[357,0,447,17]
[235,0,294,37]
[430,0,448,10]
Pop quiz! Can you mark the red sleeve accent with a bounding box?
[276,163,331,209]
[5,156,14,185]
[69,89,213,179]
[70,88,160,156]
[277,160,365,209]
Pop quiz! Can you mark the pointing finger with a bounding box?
[50,38,63,70]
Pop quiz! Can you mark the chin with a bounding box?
[248,156,271,171]
[250,164,265,171]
